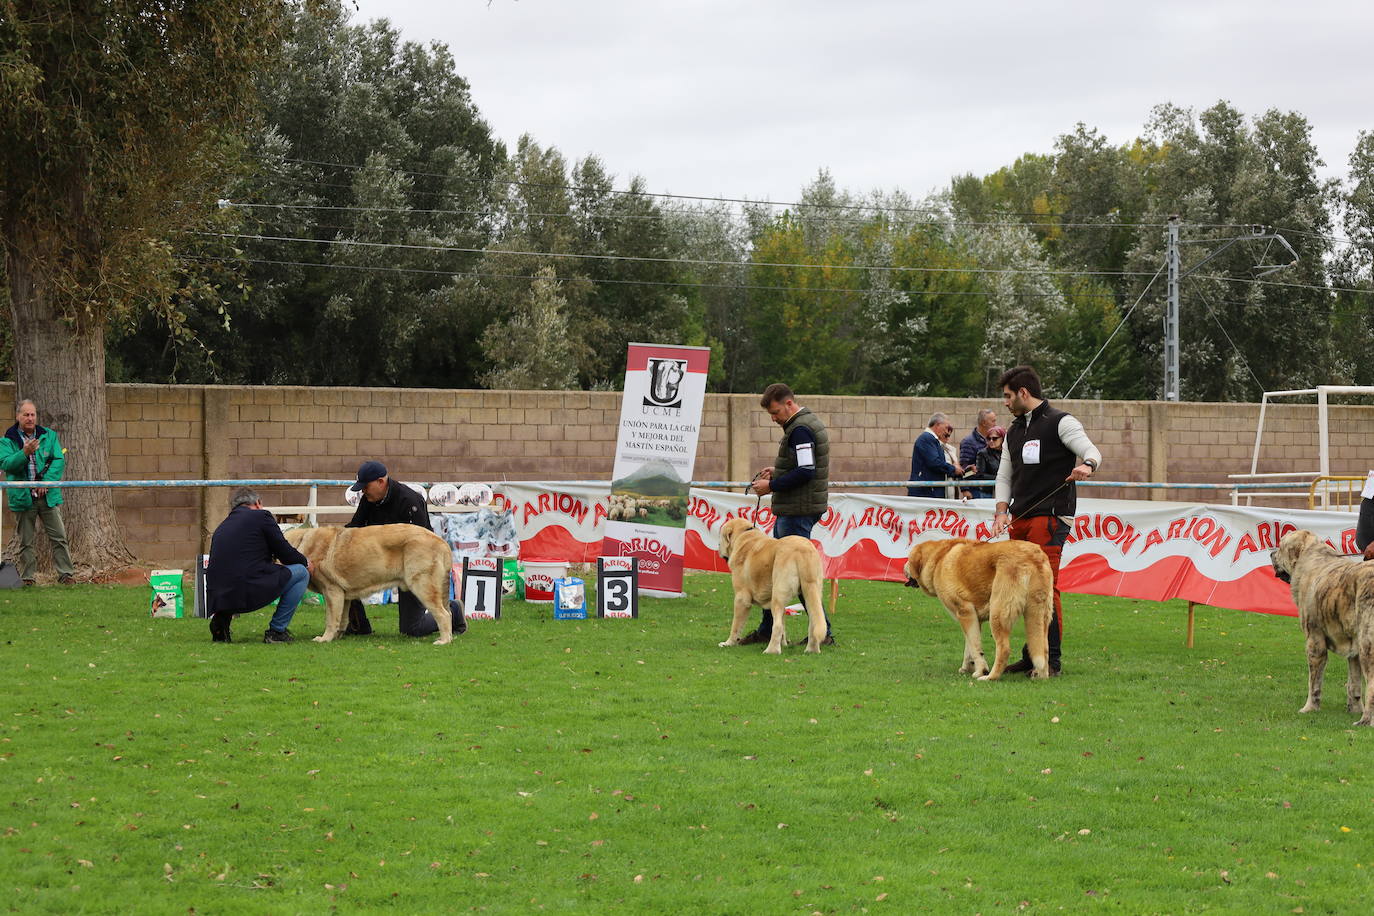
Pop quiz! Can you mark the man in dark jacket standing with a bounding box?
[908,413,963,498]
[343,460,462,638]
[206,488,312,643]
[739,383,834,647]
[992,366,1101,677]
[0,400,76,585]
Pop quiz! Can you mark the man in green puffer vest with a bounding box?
[739,383,835,647]
[1,400,76,585]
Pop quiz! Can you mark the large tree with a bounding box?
[0,0,289,571]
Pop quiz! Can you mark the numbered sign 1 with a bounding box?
[597,556,639,619]
[461,556,502,620]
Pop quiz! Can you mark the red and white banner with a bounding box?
[601,343,711,596]
[496,483,1359,617]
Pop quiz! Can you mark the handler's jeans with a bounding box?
[753,513,832,640]
[269,564,311,632]
[1010,514,1069,671]
[15,502,75,581]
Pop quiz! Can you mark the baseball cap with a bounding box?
[349,460,388,491]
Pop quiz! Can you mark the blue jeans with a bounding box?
[755,514,831,638]
[269,564,310,632]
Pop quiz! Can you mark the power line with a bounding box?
[182,254,1124,300]
[1191,272,1372,295]
[1195,288,1266,394]
[1062,264,1166,398]
[223,195,1191,232]
[190,230,1158,278]
[259,156,1257,229]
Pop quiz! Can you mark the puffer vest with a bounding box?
[770,407,830,517]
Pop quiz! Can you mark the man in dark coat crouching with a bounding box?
[206,488,313,643]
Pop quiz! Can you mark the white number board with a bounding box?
[461,556,502,620]
[597,556,639,619]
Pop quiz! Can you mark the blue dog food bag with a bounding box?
[553,577,587,619]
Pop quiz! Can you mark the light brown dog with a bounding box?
[904,538,1052,680]
[716,517,828,654]
[285,524,456,645]
[1271,529,1374,726]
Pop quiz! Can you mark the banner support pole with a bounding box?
[1186,601,1197,648]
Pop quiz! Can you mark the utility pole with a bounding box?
[1164,215,1181,402]
[1159,219,1297,402]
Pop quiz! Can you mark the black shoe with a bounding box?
[209,614,233,643]
[263,628,294,643]
[738,629,769,645]
[1004,658,1034,674]
[450,600,467,635]
[57,573,75,584]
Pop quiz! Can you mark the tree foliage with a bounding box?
[1,0,291,569]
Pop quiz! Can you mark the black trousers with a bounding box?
[1357,498,1374,553]
[348,591,439,637]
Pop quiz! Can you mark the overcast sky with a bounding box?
[347,0,1374,204]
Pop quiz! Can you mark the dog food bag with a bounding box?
[553,577,586,619]
[502,558,525,599]
[150,569,185,619]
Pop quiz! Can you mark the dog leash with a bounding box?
[745,471,766,528]
[992,481,1069,537]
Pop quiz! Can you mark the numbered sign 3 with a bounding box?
[461,556,502,620]
[597,556,639,619]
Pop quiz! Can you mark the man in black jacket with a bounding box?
[206,488,313,643]
[343,460,463,637]
[739,383,835,647]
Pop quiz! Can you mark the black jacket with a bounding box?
[206,506,309,614]
[345,480,431,529]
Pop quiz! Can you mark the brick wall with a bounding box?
[2,382,1370,566]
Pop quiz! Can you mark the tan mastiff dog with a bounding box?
[285,524,456,645]
[904,538,1052,680]
[717,517,828,654]
[1271,529,1374,726]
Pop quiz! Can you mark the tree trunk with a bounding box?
[5,231,135,576]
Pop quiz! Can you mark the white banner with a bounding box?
[495,482,1358,618]
[602,344,711,595]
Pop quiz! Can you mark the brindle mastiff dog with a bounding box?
[904,538,1053,680]
[286,524,456,645]
[716,517,829,654]
[1271,529,1374,726]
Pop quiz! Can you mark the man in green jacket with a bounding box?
[739,383,834,647]
[1,400,75,585]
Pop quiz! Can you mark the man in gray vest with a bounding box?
[738,383,835,646]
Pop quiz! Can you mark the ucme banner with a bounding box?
[600,343,711,596]
[495,483,1356,617]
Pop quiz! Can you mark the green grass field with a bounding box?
[4,575,1372,914]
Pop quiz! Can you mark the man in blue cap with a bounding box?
[343,460,465,637]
